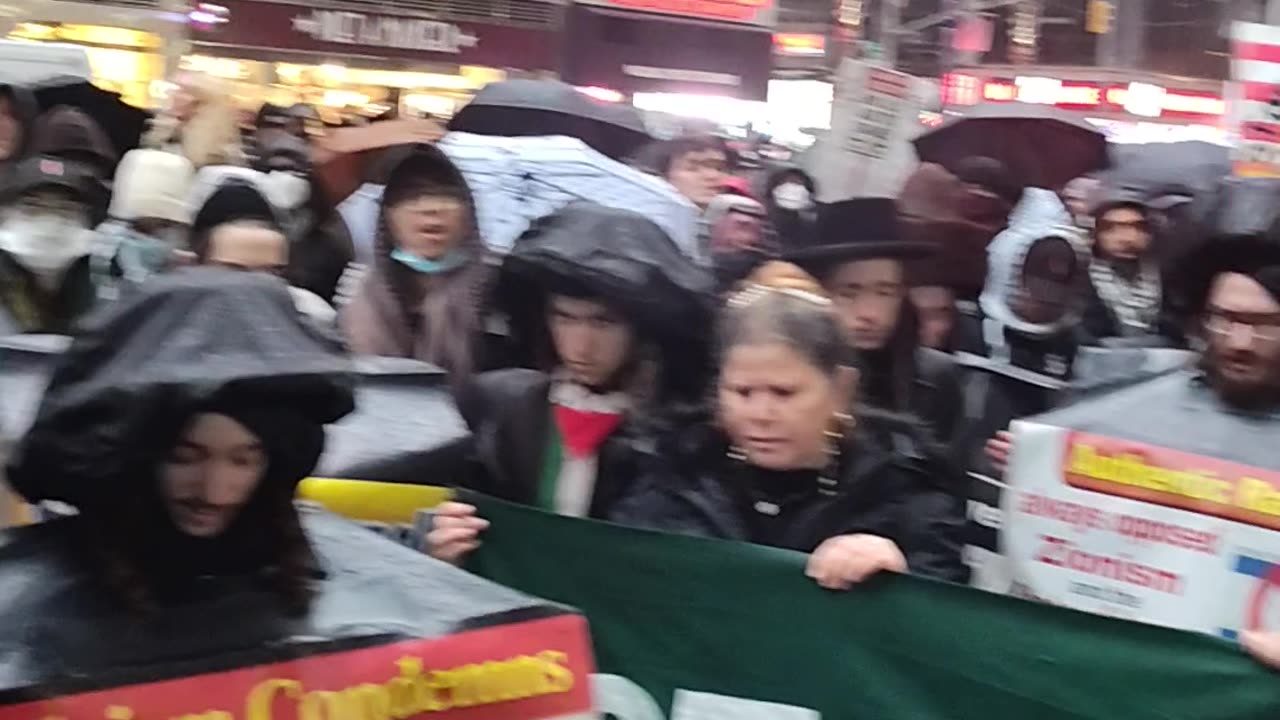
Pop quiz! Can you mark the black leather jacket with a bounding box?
[345,368,646,519]
[609,418,970,583]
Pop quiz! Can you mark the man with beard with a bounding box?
[1080,187,1180,346]
[407,203,714,563]
[0,156,102,334]
[1189,235,1280,413]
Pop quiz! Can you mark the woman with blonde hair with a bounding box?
[611,261,968,586]
[144,72,245,169]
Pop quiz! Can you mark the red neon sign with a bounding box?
[943,74,1225,119]
[592,0,773,23]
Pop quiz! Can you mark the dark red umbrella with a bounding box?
[912,103,1109,190]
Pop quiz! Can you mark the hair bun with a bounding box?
[738,261,827,298]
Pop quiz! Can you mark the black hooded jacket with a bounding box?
[609,414,969,583]
[762,166,817,251]
[351,204,715,519]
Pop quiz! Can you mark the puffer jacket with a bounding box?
[610,412,969,583]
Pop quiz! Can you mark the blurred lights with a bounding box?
[942,73,1225,118]
[576,86,624,103]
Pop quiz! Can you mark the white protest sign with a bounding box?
[808,59,931,201]
[1002,421,1280,638]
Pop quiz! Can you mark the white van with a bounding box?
[0,40,92,85]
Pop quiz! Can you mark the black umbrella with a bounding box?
[30,76,151,161]
[450,78,650,161]
[913,103,1109,189]
[0,340,468,479]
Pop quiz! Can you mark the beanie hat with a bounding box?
[109,149,196,224]
[30,106,118,181]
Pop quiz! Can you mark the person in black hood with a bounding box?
[339,143,494,379]
[763,166,817,250]
[789,198,964,472]
[609,262,967,585]
[0,83,37,179]
[6,269,354,614]
[418,203,716,563]
[254,131,354,302]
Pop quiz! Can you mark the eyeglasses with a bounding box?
[1204,310,1280,343]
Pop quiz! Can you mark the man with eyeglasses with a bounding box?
[1195,239,1280,413]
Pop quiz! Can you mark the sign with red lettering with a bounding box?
[1003,423,1280,637]
[575,0,776,28]
[0,615,595,720]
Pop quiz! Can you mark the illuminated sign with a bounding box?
[773,32,825,56]
[944,73,1225,119]
[8,23,161,48]
[576,0,776,27]
[291,10,479,54]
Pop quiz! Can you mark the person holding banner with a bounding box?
[609,262,968,587]
[4,269,354,618]
[423,203,715,564]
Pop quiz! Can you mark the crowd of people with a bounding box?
[3,70,1280,671]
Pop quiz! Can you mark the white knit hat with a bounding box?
[108,149,196,224]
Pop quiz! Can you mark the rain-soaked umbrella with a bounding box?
[913,103,1109,189]
[0,339,468,477]
[0,271,593,700]
[1101,140,1230,206]
[439,132,701,257]
[31,76,150,160]
[450,78,651,161]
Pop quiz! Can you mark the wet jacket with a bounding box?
[610,417,969,583]
[341,369,646,519]
[0,505,566,694]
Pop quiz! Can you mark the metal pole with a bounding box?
[881,0,903,68]
[1268,0,1280,25]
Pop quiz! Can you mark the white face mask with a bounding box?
[0,211,93,289]
[263,171,311,210]
[772,182,812,211]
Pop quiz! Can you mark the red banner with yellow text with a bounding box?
[0,615,595,720]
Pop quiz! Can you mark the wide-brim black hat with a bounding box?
[787,197,936,272]
[1175,233,1280,314]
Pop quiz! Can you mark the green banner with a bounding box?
[467,495,1280,720]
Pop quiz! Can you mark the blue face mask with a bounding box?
[390,248,470,274]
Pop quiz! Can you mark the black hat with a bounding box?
[190,179,283,257]
[787,197,936,273]
[1178,233,1280,312]
[2,155,95,204]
